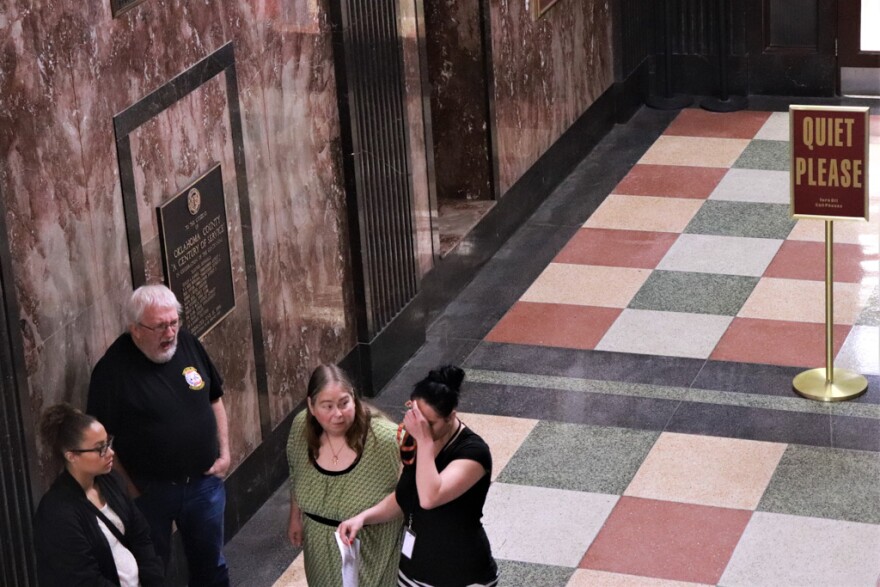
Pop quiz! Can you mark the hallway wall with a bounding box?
[489,0,614,195]
[0,0,432,488]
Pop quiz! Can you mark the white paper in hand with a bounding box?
[335,531,360,587]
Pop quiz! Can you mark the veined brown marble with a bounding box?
[426,0,493,202]
[490,0,613,195]
[0,0,390,484]
[400,0,437,276]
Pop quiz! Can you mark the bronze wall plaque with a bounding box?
[111,0,149,18]
[159,164,236,338]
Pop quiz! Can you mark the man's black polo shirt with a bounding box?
[87,330,224,489]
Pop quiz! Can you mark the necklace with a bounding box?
[440,418,463,454]
[324,432,345,465]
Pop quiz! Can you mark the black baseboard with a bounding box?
[223,412,296,539]
[346,295,427,398]
[419,71,644,325]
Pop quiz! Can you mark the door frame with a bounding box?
[839,0,880,68]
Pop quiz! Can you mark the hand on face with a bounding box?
[403,401,434,445]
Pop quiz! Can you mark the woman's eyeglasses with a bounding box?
[69,436,114,457]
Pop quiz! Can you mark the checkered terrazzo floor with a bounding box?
[229,108,880,587]
[487,109,878,373]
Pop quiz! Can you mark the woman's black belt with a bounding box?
[304,511,341,527]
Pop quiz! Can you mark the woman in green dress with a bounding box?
[287,364,401,585]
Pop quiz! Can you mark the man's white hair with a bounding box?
[127,284,182,324]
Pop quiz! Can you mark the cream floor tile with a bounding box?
[624,432,787,510]
[483,483,618,568]
[708,169,790,204]
[738,277,865,325]
[719,512,880,587]
[787,215,880,245]
[596,309,733,359]
[584,195,703,233]
[754,112,790,141]
[272,554,307,587]
[657,234,783,277]
[568,569,711,587]
[836,325,880,375]
[521,263,651,308]
[638,136,751,168]
[457,412,538,481]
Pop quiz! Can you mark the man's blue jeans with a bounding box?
[136,474,230,587]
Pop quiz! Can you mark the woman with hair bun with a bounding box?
[33,403,164,586]
[339,365,499,586]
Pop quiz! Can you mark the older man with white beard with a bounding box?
[87,284,231,587]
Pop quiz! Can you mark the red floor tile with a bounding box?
[553,228,679,269]
[485,302,620,350]
[764,240,878,283]
[580,496,751,584]
[613,164,727,199]
[711,318,851,368]
[663,109,772,139]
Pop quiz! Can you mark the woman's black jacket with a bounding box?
[34,469,165,586]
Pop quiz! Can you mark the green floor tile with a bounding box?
[757,444,880,524]
[496,559,575,587]
[857,285,880,327]
[496,421,658,494]
[629,270,759,315]
[733,139,790,171]
[684,200,796,239]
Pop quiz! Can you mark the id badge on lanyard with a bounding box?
[401,514,416,558]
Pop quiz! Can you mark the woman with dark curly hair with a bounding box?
[339,365,498,587]
[33,403,164,586]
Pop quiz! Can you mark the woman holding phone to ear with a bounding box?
[339,365,498,587]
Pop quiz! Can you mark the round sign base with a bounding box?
[793,368,868,402]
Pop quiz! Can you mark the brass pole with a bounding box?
[825,220,833,383]
[792,219,867,401]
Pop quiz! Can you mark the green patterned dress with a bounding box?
[287,411,401,586]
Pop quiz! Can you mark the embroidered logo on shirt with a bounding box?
[183,367,205,390]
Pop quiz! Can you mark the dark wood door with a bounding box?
[747,0,837,96]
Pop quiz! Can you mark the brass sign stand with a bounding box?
[789,105,870,402]
[791,221,867,402]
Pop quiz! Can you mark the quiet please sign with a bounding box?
[790,106,870,221]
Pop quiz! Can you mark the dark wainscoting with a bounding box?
[0,185,39,586]
[639,0,837,98]
[402,66,649,366]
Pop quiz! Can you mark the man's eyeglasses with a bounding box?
[69,436,114,457]
[138,319,180,333]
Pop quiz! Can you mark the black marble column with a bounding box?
[329,0,426,395]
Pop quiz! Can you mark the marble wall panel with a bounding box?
[490,0,613,195]
[232,8,357,427]
[400,0,437,277]
[0,0,359,479]
[26,300,119,487]
[127,71,261,461]
[426,0,493,202]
